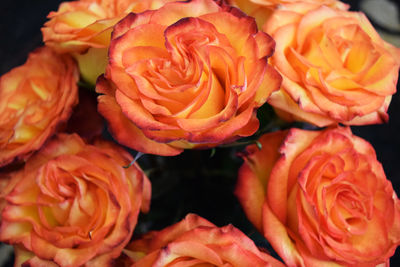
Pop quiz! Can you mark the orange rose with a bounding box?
[263,3,400,126]
[123,213,285,266]
[0,47,78,167]
[96,0,281,156]
[229,0,348,8]
[0,134,151,267]
[236,127,400,266]
[42,0,176,84]
[226,0,348,28]
[42,0,175,53]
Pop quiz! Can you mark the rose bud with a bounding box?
[42,0,176,84]
[236,127,400,266]
[123,213,285,267]
[0,47,78,167]
[96,0,281,156]
[262,3,400,126]
[0,133,151,267]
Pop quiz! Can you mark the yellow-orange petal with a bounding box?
[98,95,182,156]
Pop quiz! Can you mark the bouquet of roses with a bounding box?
[0,0,399,266]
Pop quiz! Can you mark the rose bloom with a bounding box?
[42,0,176,83]
[122,213,285,266]
[42,0,176,53]
[96,0,281,156]
[0,133,151,267]
[0,46,78,167]
[263,3,400,126]
[226,0,348,28]
[236,127,400,266]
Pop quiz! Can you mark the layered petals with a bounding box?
[226,0,348,28]
[236,127,400,266]
[97,0,281,155]
[0,47,78,167]
[262,3,400,126]
[42,0,176,53]
[123,213,285,266]
[0,134,151,267]
[41,0,176,84]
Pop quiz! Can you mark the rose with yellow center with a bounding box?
[263,3,400,126]
[42,0,176,53]
[42,0,176,83]
[0,134,151,267]
[236,127,400,266]
[96,0,281,156]
[0,47,78,167]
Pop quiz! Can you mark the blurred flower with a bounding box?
[236,127,400,266]
[0,47,78,167]
[0,134,151,267]
[97,0,281,156]
[123,213,285,266]
[262,3,400,126]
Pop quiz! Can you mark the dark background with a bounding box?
[0,0,399,266]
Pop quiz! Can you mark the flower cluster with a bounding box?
[0,0,399,266]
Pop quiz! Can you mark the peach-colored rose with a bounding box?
[96,0,281,156]
[229,0,348,8]
[0,133,151,267]
[0,47,79,167]
[226,0,348,28]
[42,0,176,53]
[236,127,400,266]
[42,0,175,84]
[263,3,400,126]
[122,213,285,266]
